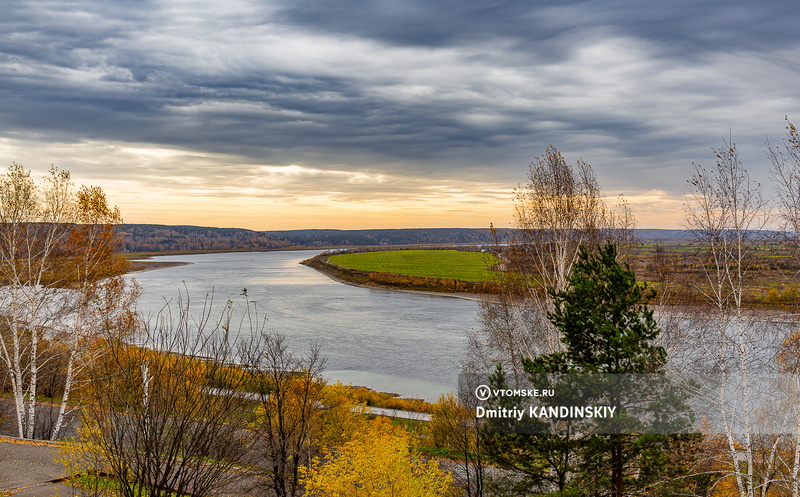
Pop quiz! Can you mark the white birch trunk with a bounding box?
[25,320,39,439]
[51,348,77,440]
[794,420,800,497]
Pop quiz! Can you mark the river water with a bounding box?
[127,250,480,401]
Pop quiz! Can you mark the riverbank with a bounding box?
[126,259,194,273]
[307,257,800,321]
[303,251,800,316]
[121,246,326,274]
[312,262,486,302]
[301,253,492,302]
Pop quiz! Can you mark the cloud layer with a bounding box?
[1,0,797,228]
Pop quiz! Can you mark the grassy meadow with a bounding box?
[319,242,800,307]
[327,249,498,283]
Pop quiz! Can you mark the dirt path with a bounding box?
[0,437,69,496]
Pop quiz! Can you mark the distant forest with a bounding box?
[119,224,693,254]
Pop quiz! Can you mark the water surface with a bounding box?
[128,250,480,400]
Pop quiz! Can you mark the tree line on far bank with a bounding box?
[119,225,515,253]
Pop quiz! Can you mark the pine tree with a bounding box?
[482,242,700,496]
[528,241,665,375]
[524,242,697,496]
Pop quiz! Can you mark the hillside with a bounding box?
[118,225,697,254]
[119,224,294,253]
[262,227,510,247]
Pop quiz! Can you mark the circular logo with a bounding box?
[475,385,492,401]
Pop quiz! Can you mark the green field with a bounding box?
[327,250,498,282]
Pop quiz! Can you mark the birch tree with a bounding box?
[769,117,800,242]
[513,146,611,295]
[684,140,785,497]
[767,118,800,497]
[467,146,634,384]
[0,163,133,439]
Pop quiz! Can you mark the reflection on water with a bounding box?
[127,250,480,401]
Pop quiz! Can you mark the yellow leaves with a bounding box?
[77,185,121,224]
[428,393,476,452]
[84,342,210,413]
[777,331,800,373]
[336,383,435,413]
[66,185,126,283]
[0,164,127,287]
[313,382,371,449]
[57,420,112,480]
[302,417,454,497]
[255,374,325,414]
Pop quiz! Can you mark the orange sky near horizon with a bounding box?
[0,138,745,232]
[105,182,687,231]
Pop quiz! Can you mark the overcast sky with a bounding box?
[1,0,798,229]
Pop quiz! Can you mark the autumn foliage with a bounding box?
[302,417,455,497]
[341,384,434,414]
[0,164,135,439]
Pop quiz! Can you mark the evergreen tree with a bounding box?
[482,365,582,495]
[528,241,665,375]
[526,242,697,496]
[482,242,700,496]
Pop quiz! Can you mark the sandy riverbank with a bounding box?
[126,260,193,273]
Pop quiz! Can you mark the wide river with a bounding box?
[127,250,480,401]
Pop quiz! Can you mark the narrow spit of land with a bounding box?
[302,249,500,299]
[308,259,487,302]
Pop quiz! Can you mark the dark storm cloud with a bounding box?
[276,0,798,57]
[0,0,798,203]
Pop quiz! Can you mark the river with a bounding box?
[127,250,480,401]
